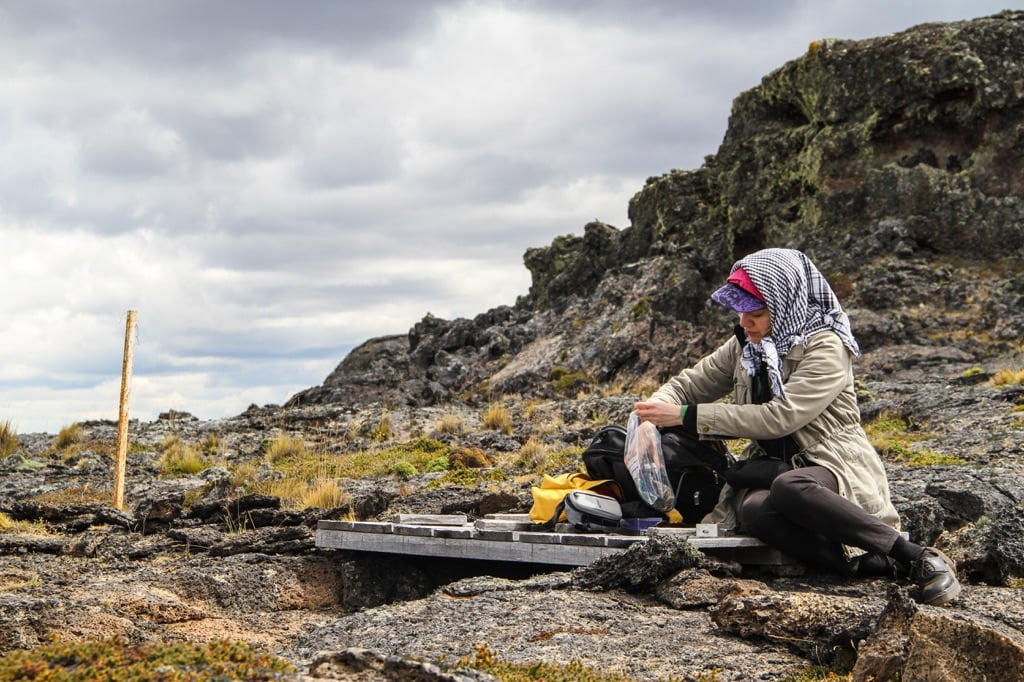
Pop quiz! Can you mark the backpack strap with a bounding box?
[531,499,567,532]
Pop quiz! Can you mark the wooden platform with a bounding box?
[315,514,794,567]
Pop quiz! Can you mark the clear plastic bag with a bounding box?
[624,412,676,512]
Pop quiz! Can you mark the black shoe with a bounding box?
[910,548,961,606]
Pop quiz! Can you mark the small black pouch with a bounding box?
[723,457,792,489]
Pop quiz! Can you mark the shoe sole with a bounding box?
[921,579,962,606]
[919,548,962,606]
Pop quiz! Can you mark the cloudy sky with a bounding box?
[0,1,1012,433]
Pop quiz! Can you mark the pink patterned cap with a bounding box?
[711,267,766,312]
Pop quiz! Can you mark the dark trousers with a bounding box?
[738,466,901,575]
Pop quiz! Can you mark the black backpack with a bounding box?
[582,424,731,524]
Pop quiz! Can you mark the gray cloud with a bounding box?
[1,0,447,67]
[0,0,1011,432]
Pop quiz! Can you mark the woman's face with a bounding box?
[739,308,771,344]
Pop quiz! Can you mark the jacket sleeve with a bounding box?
[696,332,852,441]
[648,336,740,406]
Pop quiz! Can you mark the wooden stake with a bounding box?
[113,310,137,511]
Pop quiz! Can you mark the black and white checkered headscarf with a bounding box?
[731,248,860,399]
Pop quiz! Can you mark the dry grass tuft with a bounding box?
[482,403,513,434]
[303,479,350,510]
[157,435,212,475]
[371,410,394,442]
[450,446,493,469]
[0,511,51,536]
[0,419,18,456]
[265,434,309,465]
[435,413,465,435]
[53,423,85,450]
[515,438,548,470]
[30,484,109,506]
[254,469,351,511]
[199,433,222,457]
[992,367,1024,386]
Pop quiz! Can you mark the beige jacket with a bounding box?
[650,331,900,535]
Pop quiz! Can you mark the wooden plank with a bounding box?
[476,529,517,542]
[648,527,698,537]
[318,520,394,534]
[432,527,477,539]
[315,520,796,566]
[606,535,644,548]
[393,525,439,537]
[474,518,535,531]
[516,531,569,545]
[317,520,348,531]
[315,527,624,566]
[559,533,613,547]
[392,514,468,526]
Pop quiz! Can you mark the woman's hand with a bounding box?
[633,400,683,427]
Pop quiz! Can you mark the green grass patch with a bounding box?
[0,512,51,536]
[630,296,652,318]
[902,451,968,466]
[863,412,965,466]
[534,446,585,476]
[0,574,41,592]
[390,461,418,478]
[425,455,451,472]
[8,455,47,471]
[0,637,293,681]
[274,437,453,480]
[459,644,646,682]
[429,467,483,488]
[549,368,595,395]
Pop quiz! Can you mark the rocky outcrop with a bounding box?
[627,10,1024,267]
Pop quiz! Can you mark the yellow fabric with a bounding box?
[528,473,621,523]
[664,509,683,524]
